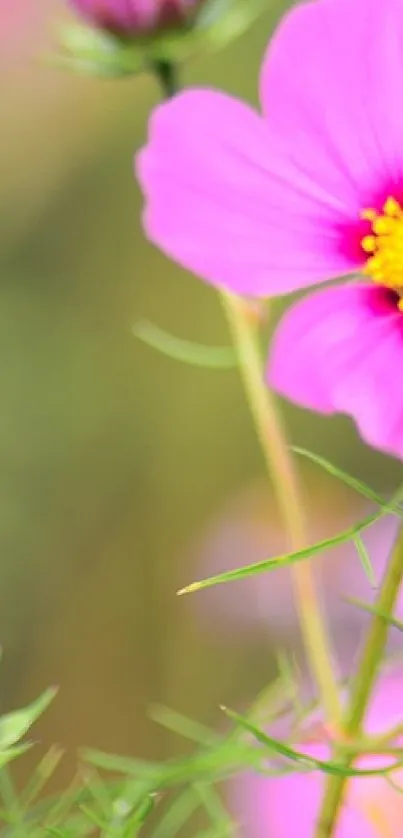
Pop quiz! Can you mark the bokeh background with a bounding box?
[1,0,402,792]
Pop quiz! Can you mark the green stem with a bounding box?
[152,60,179,99]
[221,292,341,726]
[315,522,403,838]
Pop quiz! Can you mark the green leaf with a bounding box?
[149,705,218,747]
[128,793,155,827]
[221,707,403,778]
[133,320,237,369]
[194,782,234,834]
[345,597,403,632]
[0,687,57,751]
[353,535,377,588]
[152,789,199,838]
[177,511,382,596]
[83,749,158,778]
[21,746,64,809]
[77,803,105,830]
[0,744,31,768]
[49,24,144,78]
[276,652,304,719]
[195,0,268,51]
[292,448,403,516]
[85,738,263,790]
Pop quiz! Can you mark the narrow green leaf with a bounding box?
[38,775,87,831]
[345,597,403,632]
[0,744,31,768]
[129,793,155,827]
[353,535,377,588]
[292,448,403,516]
[77,803,105,830]
[0,765,25,829]
[83,749,158,777]
[276,652,304,720]
[177,511,381,595]
[194,782,234,833]
[133,320,236,369]
[85,738,262,789]
[149,705,218,747]
[221,707,403,778]
[0,687,57,751]
[81,768,111,822]
[152,789,199,838]
[21,746,64,808]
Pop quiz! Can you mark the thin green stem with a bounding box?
[221,292,341,726]
[152,60,179,99]
[315,522,403,838]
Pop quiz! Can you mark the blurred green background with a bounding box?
[0,0,401,789]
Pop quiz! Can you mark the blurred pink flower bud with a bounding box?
[231,670,403,837]
[68,0,202,35]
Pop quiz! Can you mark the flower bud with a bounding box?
[68,0,202,36]
[54,0,266,79]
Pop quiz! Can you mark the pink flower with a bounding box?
[137,0,403,457]
[231,671,403,837]
[69,0,201,34]
[268,284,403,459]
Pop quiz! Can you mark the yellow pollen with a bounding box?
[361,197,403,301]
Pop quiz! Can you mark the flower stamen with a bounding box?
[361,198,403,309]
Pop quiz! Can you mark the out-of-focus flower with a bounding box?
[137,0,403,458]
[57,0,265,77]
[68,0,202,35]
[187,479,401,666]
[231,669,403,837]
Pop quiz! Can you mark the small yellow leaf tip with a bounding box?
[177,581,202,596]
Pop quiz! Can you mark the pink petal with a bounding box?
[260,0,403,208]
[268,283,403,459]
[240,763,403,838]
[136,90,359,298]
[237,768,374,838]
[231,673,403,838]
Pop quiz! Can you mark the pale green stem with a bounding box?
[221,292,341,726]
[315,522,403,838]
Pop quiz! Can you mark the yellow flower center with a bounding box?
[361,197,403,309]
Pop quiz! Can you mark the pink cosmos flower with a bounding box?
[69,0,201,34]
[231,670,403,837]
[137,0,403,458]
